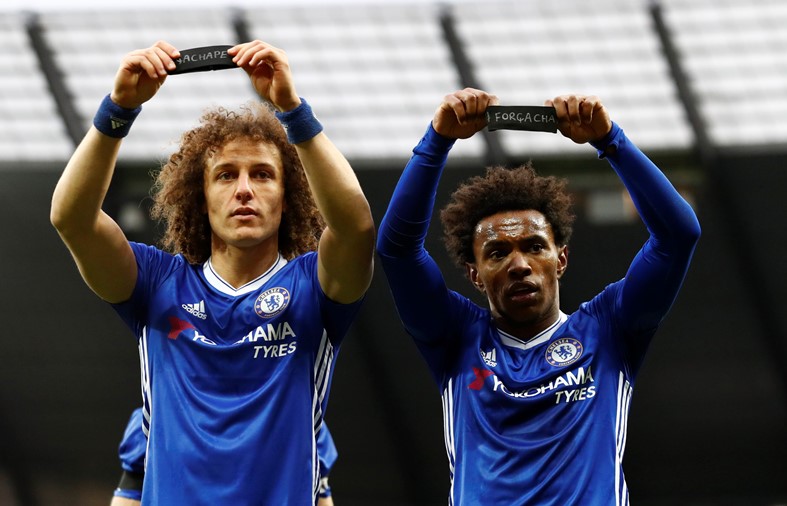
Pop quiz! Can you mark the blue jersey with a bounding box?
[377,124,700,505]
[316,423,338,498]
[317,423,338,478]
[112,248,361,505]
[114,407,339,501]
[118,407,146,474]
[114,407,146,501]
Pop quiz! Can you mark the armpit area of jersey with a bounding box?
[169,45,238,74]
[486,105,558,133]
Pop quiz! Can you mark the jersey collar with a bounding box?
[497,311,568,351]
[202,254,288,296]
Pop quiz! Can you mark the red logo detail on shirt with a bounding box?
[468,367,493,390]
[167,316,195,340]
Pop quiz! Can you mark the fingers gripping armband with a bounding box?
[93,94,142,138]
[275,98,324,145]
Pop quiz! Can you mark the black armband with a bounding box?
[169,45,238,74]
[486,105,558,133]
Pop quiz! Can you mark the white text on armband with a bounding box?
[492,111,557,125]
[176,49,228,64]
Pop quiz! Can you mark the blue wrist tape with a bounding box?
[275,98,323,145]
[93,94,142,138]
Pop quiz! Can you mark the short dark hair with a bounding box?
[440,163,575,270]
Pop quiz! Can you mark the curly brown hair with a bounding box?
[150,102,324,264]
[440,163,575,270]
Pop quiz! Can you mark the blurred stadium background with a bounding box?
[1,0,786,504]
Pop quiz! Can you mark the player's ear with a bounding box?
[556,245,568,279]
[466,262,484,293]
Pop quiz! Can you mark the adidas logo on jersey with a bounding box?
[481,348,497,367]
[182,300,207,320]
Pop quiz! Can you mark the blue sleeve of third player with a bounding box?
[592,123,701,356]
[376,125,463,347]
[317,424,338,477]
[317,425,338,498]
[118,407,146,474]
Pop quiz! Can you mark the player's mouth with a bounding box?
[232,207,258,218]
[507,281,538,302]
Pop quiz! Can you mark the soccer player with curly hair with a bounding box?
[377,88,700,505]
[51,40,374,505]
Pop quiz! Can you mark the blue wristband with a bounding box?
[275,98,323,145]
[93,94,142,138]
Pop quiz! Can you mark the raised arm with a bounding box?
[50,41,180,303]
[377,89,497,343]
[230,41,374,304]
[549,94,701,334]
[377,88,497,260]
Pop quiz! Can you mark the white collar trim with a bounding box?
[497,311,568,351]
[202,254,288,296]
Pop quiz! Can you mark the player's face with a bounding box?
[467,209,568,339]
[203,139,286,252]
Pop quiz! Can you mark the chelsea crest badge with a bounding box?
[254,287,290,318]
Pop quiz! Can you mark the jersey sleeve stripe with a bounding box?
[138,326,153,471]
[441,379,456,505]
[615,371,633,506]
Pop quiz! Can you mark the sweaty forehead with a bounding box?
[474,209,552,241]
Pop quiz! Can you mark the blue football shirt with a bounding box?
[113,248,361,505]
[114,406,340,501]
[377,123,700,505]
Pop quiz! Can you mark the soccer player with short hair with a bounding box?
[376,88,700,505]
[51,40,374,505]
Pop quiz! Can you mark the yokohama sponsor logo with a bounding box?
[491,366,594,399]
